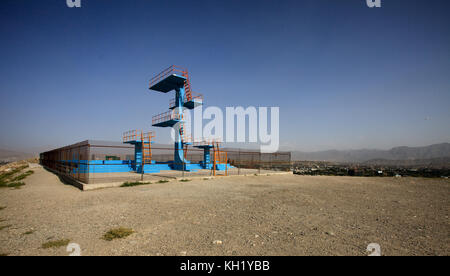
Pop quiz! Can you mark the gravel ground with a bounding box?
[0,165,449,256]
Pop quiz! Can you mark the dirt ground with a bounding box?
[0,164,448,256]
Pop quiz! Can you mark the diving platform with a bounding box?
[123,130,154,144]
[169,92,203,110]
[150,74,187,93]
[122,130,155,173]
[192,140,214,149]
[152,110,181,127]
[184,98,203,109]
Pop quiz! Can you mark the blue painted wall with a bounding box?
[62,160,230,174]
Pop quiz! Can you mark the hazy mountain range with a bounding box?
[292,143,450,163]
[0,149,35,162]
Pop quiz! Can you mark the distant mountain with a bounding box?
[364,157,450,168]
[292,143,450,163]
[0,148,35,162]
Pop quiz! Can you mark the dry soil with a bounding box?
[0,165,448,256]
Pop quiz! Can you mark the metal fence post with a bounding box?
[182,160,185,178]
[87,144,91,184]
[141,143,144,182]
[238,148,241,175]
[259,151,261,174]
[77,147,80,181]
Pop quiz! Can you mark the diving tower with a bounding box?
[120,65,230,173]
[149,66,205,171]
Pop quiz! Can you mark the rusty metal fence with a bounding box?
[40,140,291,185]
[39,140,91,183]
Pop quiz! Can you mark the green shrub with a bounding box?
[0,165,28,182]
[121,181,151,187]
[41,239,70,249]
[0,225,12,231]
[0,166,31,189]
[12,170,34,181]
[5,182,25,189]
[102,227,134,241]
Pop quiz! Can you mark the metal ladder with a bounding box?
[142,132,154,164]
[212,141,228,176]
[181,70,193,102]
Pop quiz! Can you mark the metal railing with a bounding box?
[152,110,181,125]
[149,65,203,104]
[179,135,219,145]
[149,65,187,89]
[191,138,222,147]
[142,131,155,141]
[123,130,155,143]
[123,130,143,143]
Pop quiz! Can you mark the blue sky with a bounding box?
[0,0,449,152]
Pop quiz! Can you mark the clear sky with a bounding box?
[0,0,449,152]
